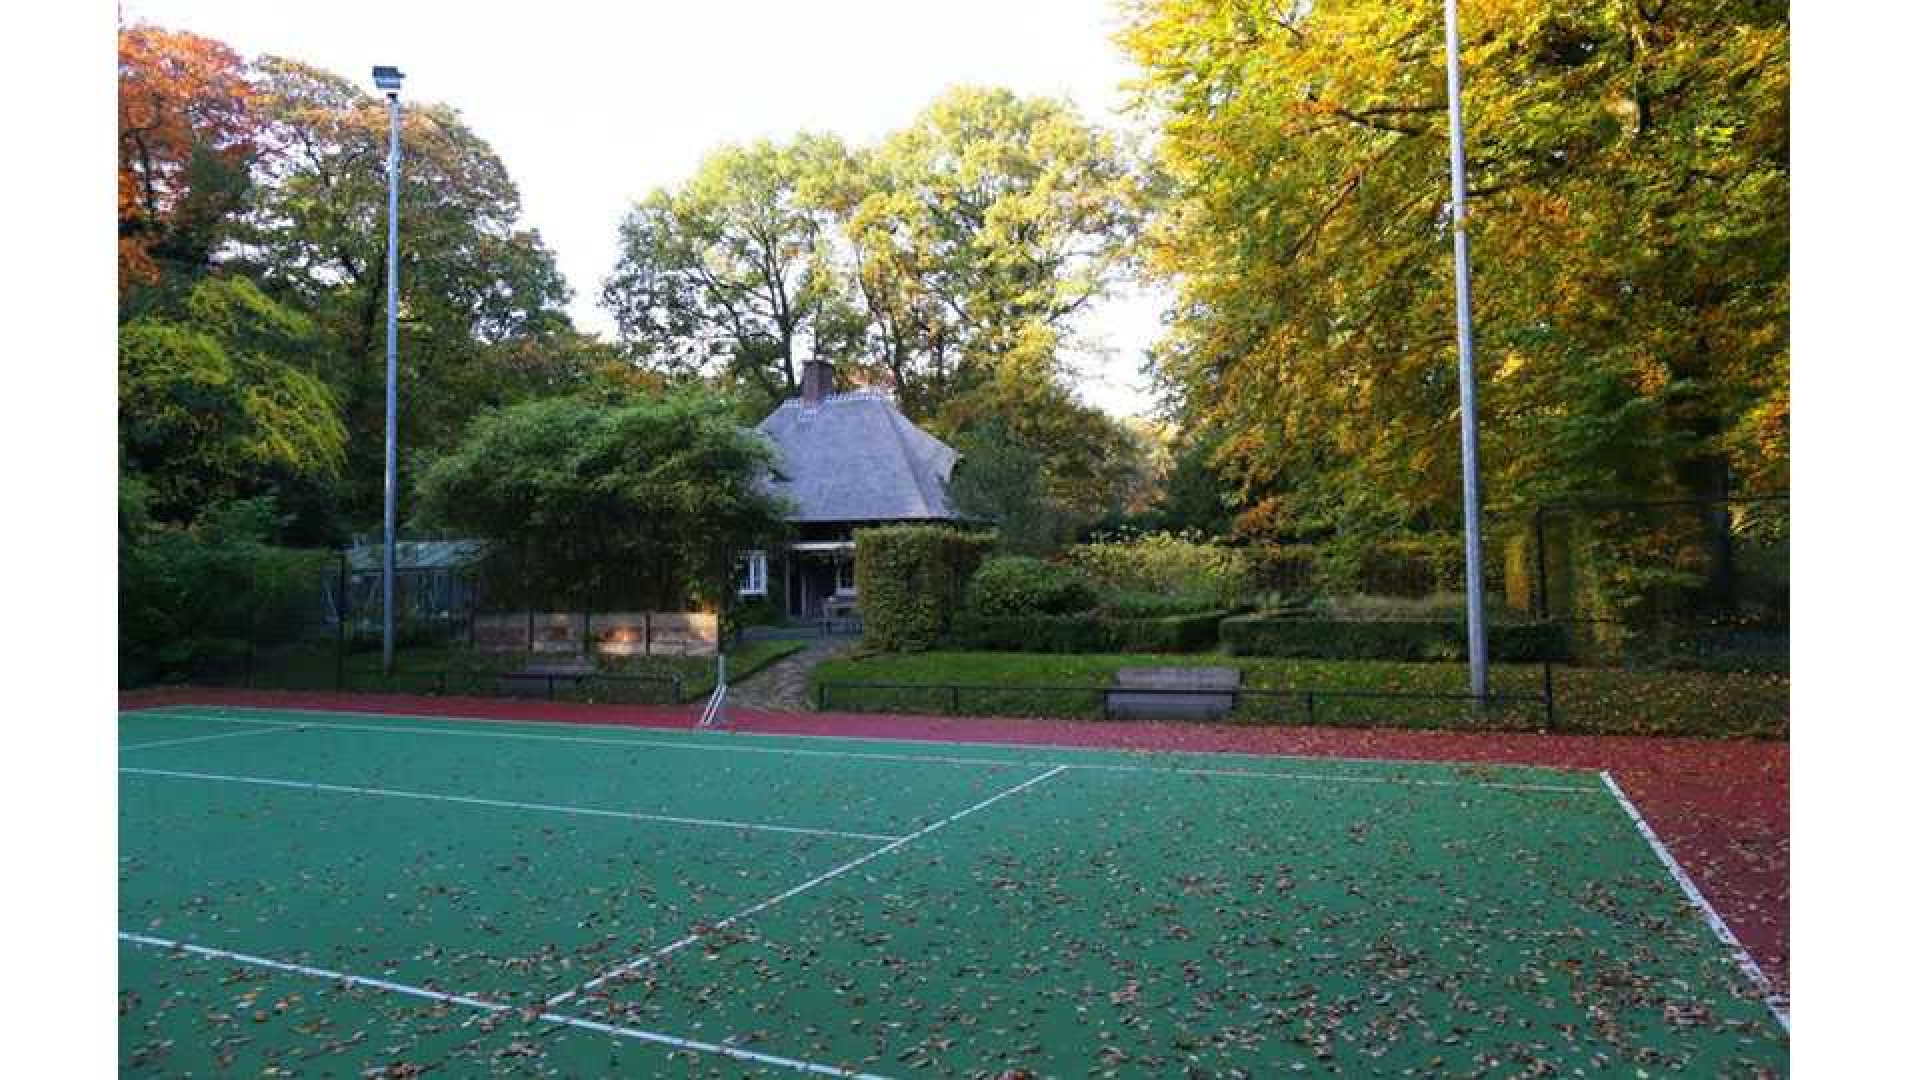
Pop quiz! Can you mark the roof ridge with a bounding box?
[882,404,953,517]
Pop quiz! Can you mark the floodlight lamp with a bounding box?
[372,65,405,95]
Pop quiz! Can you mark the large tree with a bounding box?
[119,275,347,525]
[602,136,849,411]
[236,58,575,519]
[415,392,788,610]
[829,87,1146,421]
[118,24,257,290]
[1120,0,1789,542]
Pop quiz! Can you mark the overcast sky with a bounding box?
[121,0,1170,418]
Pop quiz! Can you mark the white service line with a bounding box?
[118,932,891,1079]
[120,767,901,843]
[1599,771,1790,1031]
[138,709,1600,793]
[120,726,302,752]
[546,763,1072,1008]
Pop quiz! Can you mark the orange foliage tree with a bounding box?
[118,24,256,288]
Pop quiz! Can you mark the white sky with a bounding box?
[120,0,1171,418]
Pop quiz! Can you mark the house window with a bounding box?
[835,556,856,593]
[739,551,768,597]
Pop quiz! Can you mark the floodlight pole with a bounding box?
[1443,1,1490,701]
[377,67,405,676]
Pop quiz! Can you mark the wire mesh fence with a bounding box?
[1529,494,1788,673]
[125,546,725,704]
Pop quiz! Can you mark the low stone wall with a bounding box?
[471,612,719,656]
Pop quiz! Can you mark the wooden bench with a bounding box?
[1106,666,1241,721]
[498,657,597,696]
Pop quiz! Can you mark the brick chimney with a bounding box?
[800,355,835,404]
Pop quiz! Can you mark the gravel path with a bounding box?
[727,637,854,712]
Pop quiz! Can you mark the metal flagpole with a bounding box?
[374,66,405,676]
[1442,2,1490,700]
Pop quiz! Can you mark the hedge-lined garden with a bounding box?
[810,651,1787,739]
[842,526,1786,739]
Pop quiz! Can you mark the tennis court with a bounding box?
[119,704,1787,1076]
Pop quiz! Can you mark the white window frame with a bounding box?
[739,550,768,597]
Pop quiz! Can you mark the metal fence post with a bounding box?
[819,683,830,711]
[1304,692,1316,725]
[1542,661,1556,730]
[336,552,349,692]
[949,685,960,714]
[1533,506,1551,620]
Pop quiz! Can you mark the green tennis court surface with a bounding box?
[119,705,1787,1076]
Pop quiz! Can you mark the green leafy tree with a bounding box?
[119,275,347,524]
[415,392,789,610]
[602,136,850,409]
[827,87,1145,420]
[1120,0,1789,542]
[948,425,1068,556]
[1152,428,1238,539]
[237,58,574,520]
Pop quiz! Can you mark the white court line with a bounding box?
[121,767,902,843]
[118,932,891,1078]
[137,708,1601,793]
[546,764,1072,1008]
[120,726,301,752]
[1599,772,1790,1031]
[129,701,1593,774]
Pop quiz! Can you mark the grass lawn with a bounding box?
[811,650,1787,739]
[225,638,806,705]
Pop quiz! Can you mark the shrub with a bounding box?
[1245,545,1318,599]
[946,611,1228,653]
[1066,532,1253,602]
[1221,616,1570,663]
[965,557,1100,616]
[1100,589,1226,618]
[854,525,995,651]
[120,498,336,687]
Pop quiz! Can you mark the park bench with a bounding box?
[498,656,597,697]
[1106,666,1241,721]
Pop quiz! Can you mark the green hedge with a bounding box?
[1221,616,1570,662]
[1099,589,1229,618]
[965,556,1099,616]
[854,525,995,652]
[947,610,1228,654]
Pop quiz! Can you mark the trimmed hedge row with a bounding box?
[1221,616,1570,662]
[947,610,1229,654]
[854,525,995,652]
